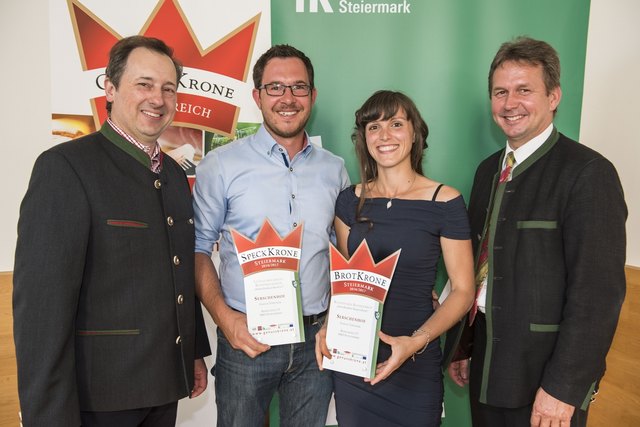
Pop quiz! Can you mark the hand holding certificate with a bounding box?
[231,219,305,346]
[322,240,401,379]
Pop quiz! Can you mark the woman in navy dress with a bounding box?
[316,91,475,426]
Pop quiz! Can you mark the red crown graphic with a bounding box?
[67,0,260,136]
[231,220,304,276]
[330,240,400,280]
[231,219,303,254]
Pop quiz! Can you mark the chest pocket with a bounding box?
[517,220,557,229]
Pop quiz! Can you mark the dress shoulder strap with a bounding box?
[431,183,445,201]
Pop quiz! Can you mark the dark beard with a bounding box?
[263,118,308,139]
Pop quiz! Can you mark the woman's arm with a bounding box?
[369,236,475,385]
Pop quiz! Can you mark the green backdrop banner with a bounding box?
[271,1,590,426]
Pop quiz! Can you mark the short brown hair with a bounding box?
[488,36,560,96]
[252,44,314,89]
[105,36,182,114]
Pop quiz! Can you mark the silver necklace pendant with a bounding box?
[386,199,393,209]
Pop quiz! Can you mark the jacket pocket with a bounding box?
[517,220,557,229]
[529,323,560,332]
[76,329,140,336]
[106,219,148,229]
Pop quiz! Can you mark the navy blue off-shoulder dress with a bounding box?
[332,185,470,427]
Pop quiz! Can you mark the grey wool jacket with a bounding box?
[14,123,211,427]
[444,128,626,411]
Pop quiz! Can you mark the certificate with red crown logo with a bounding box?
[231,219,305,346]
[323,240,401,379]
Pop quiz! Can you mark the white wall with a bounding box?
[0,0,53,272]
[579,0,640,267]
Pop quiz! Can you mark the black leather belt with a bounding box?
[232,307,328,326]
[302,310,327,326]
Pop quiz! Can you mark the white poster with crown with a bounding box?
[49,0,271,188]
[231,220,305,346]
[323,240,401,379]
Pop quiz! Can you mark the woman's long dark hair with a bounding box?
[351,90,429,224]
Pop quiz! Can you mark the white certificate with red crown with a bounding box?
[323,240,401,379]
[231,219,305,346]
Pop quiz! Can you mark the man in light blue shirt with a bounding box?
[193,44,349,427]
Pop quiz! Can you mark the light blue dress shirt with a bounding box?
[193,125,350,315]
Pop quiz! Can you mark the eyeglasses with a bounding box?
[258,83,312,97]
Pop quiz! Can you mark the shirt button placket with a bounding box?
[289,158,299,230]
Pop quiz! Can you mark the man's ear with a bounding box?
[549,85,562,112]
[252,87,261,108]
[104,78,116,102]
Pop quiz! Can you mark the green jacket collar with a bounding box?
[100,121,152,169]
[508,127,559,180]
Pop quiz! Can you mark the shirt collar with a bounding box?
[105,119,162,172]
[256,124,314,160]
[504,123,554,169]
[107,118,161,156]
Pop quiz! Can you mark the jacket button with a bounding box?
[167,216,174,226]
[154,179,162,189]
[173,256,181,265]
[188,218,194,225]
[177,294,184,305]
[175,336,182,344]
